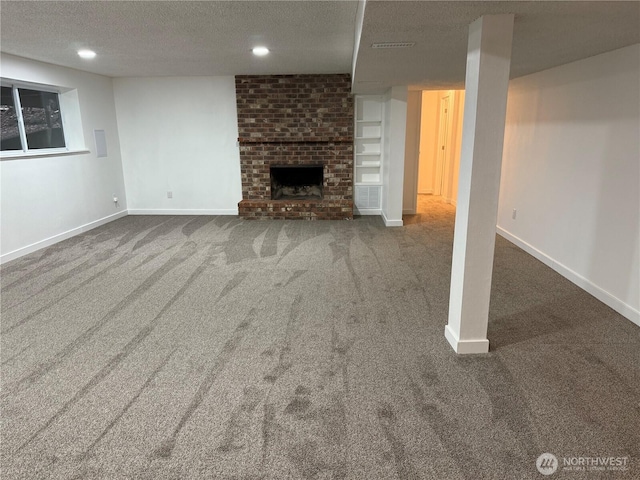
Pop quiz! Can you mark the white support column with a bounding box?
[381,86,407,227]
[445,14,514,354]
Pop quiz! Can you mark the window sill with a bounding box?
[0,149,91,161]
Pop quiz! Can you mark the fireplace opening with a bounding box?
[271,166,323,200]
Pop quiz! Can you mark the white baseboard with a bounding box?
[381,211,403,227]
[497,226,640,327]
[444,325,490,354]
[128,208,239,215]
[1,210,128,264]
[354,208,381,216]
[403,209,417,215]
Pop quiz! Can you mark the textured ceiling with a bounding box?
[0,1,638,93]
[355,0,640,93]
[0,0,359,77]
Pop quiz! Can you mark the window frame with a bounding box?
[1,80,70,157]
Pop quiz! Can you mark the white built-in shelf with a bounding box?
[356,97,383,122]
[354,95,384,194]
[356,169,381,184]
[356,124,381,138]
[355,138,381,156]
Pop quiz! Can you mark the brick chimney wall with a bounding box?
[235,74,354,220]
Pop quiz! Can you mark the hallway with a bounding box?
[403,194,455,226]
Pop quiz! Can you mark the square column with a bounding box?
[445,14,514,354]
[382,86,407,226]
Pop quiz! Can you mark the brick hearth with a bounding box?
[235,74,353,220]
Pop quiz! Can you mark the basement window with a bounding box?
[1,83,67,154]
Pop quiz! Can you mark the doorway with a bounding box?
[414,89,465,214]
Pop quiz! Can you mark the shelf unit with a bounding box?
[354,95,383,212]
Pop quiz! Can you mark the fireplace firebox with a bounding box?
[271,166,323,200]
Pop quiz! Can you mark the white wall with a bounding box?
[418,91,439,194]
[1,54,127,262]
[381,86,407,226]
[113,77,242,214]
[402,90,421,214]
[498,44,640,325]
[442,90,465,206]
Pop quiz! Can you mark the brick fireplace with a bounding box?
[235,74,354,220]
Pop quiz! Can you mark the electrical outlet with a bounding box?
[167,191,173,199]
[512,208,517,220]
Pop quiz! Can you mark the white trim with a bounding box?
[497,226,640,327]
[403,208,416,214]
[12,85,28,149]
[354,208,381,216]
[1,77,70,93]
[127,209,239,216]
[0,210,128,264]
[1,149,91,161]
[351,0,366,82]
[381,210,403,227]
[0,81,80,157]
[444,325,490,354]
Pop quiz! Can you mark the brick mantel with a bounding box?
[235,74,354,220]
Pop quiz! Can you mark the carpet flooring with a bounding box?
[1,196,638,479]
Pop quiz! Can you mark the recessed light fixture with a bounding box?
[78,49,97,59]
[252,46,270,56]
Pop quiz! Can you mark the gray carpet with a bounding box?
[1,196,638,479]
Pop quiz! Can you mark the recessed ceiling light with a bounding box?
[78,49,96,59]
[252,46,270,56]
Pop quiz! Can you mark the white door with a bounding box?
[434,95,450,196]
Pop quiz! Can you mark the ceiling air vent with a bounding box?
[371,42,415,49]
